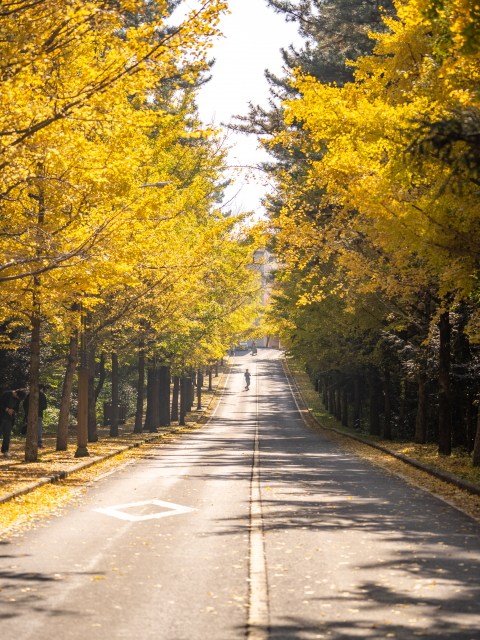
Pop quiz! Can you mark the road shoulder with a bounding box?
[282,356,480,523]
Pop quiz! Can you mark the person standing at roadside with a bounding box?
[244,369,251,391]
[0,389,26,457]
[23,384,48,449]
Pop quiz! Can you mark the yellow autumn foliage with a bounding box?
[269,0,480,327]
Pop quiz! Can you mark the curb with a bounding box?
[282,358,480,499]
[0,433,166,506]
[0,364,230,507]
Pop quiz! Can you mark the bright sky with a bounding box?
[172,0,303,215]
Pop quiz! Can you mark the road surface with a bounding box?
[1,349,480,639]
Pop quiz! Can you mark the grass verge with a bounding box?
[287,355,480,522]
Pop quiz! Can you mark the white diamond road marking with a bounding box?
[93,499,197,522]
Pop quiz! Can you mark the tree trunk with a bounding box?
[415,372,428,443]
[171,376,179,422]
[336,389,342,422]
[329,387,335,415]
[186,376,193,412]
[25,309,41,462]
[179,376,186,426]
[438,311,452,455]
[110,350,119,437]
[197,369,203,410]
[95,351,106,401]
[88,345,98,442]
[324,380,328,410]
[368,369,380,436]
[398,379,406,434]
[342,389,348,428]
[158,365,170,427]
[208,367,212,391]
[383,367,392,440]
[354,377,360,430]
[146,369,160,432]
[134,341,145,433]
[473,396,480,466]
[467,392,476,453]
[57,330,78,451]
[144,368,153,431]
[314,379,318,392]
[215,361,218,377]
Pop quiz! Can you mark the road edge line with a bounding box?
[282,357,480,499]
[247,360,269,640]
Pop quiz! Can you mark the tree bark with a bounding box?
[144,368,153,431]
[354,377,360,430]
[134,341,145,434]
[87,345,98,442]
[179,376,186,426]
[186,375,193,412]
[110,350,119,437]
[466,392,473,449]
[415,372,428,443]
[158,365,170,427]
[95,351,106,402]
[25,308,41,462]
[467,392,476,453]
[342,389,348,428]
[208,366,212,391]
[368,369,380,436]
[152,370,160,432]
[473,396,480,466]
[336,389,342,422]
[197,369,203,410]
[438,311,452,455]
[147,369,160,432]
[383,367,392,440]
[398,379,406,434]
[171,376,179,422]
[57,330,78,451]
[215,361,218,377]
[324,379,328,410]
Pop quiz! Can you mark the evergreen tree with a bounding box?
[230,0,395,137]
[229,0,396,223]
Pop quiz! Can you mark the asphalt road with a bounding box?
[1,349,480,639]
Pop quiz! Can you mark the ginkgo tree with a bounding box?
[0,1,266,462]
[263,0,480,457]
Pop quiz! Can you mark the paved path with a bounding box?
[1,350,480,639]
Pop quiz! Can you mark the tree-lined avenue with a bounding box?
[1,349,479,639]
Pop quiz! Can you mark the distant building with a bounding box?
[250,248,282,349]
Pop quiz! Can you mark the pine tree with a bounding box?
[229,0,396,224]
[230,0,395,139]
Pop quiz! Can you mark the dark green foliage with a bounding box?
[266,0,394,85]
[230,0,396,221]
